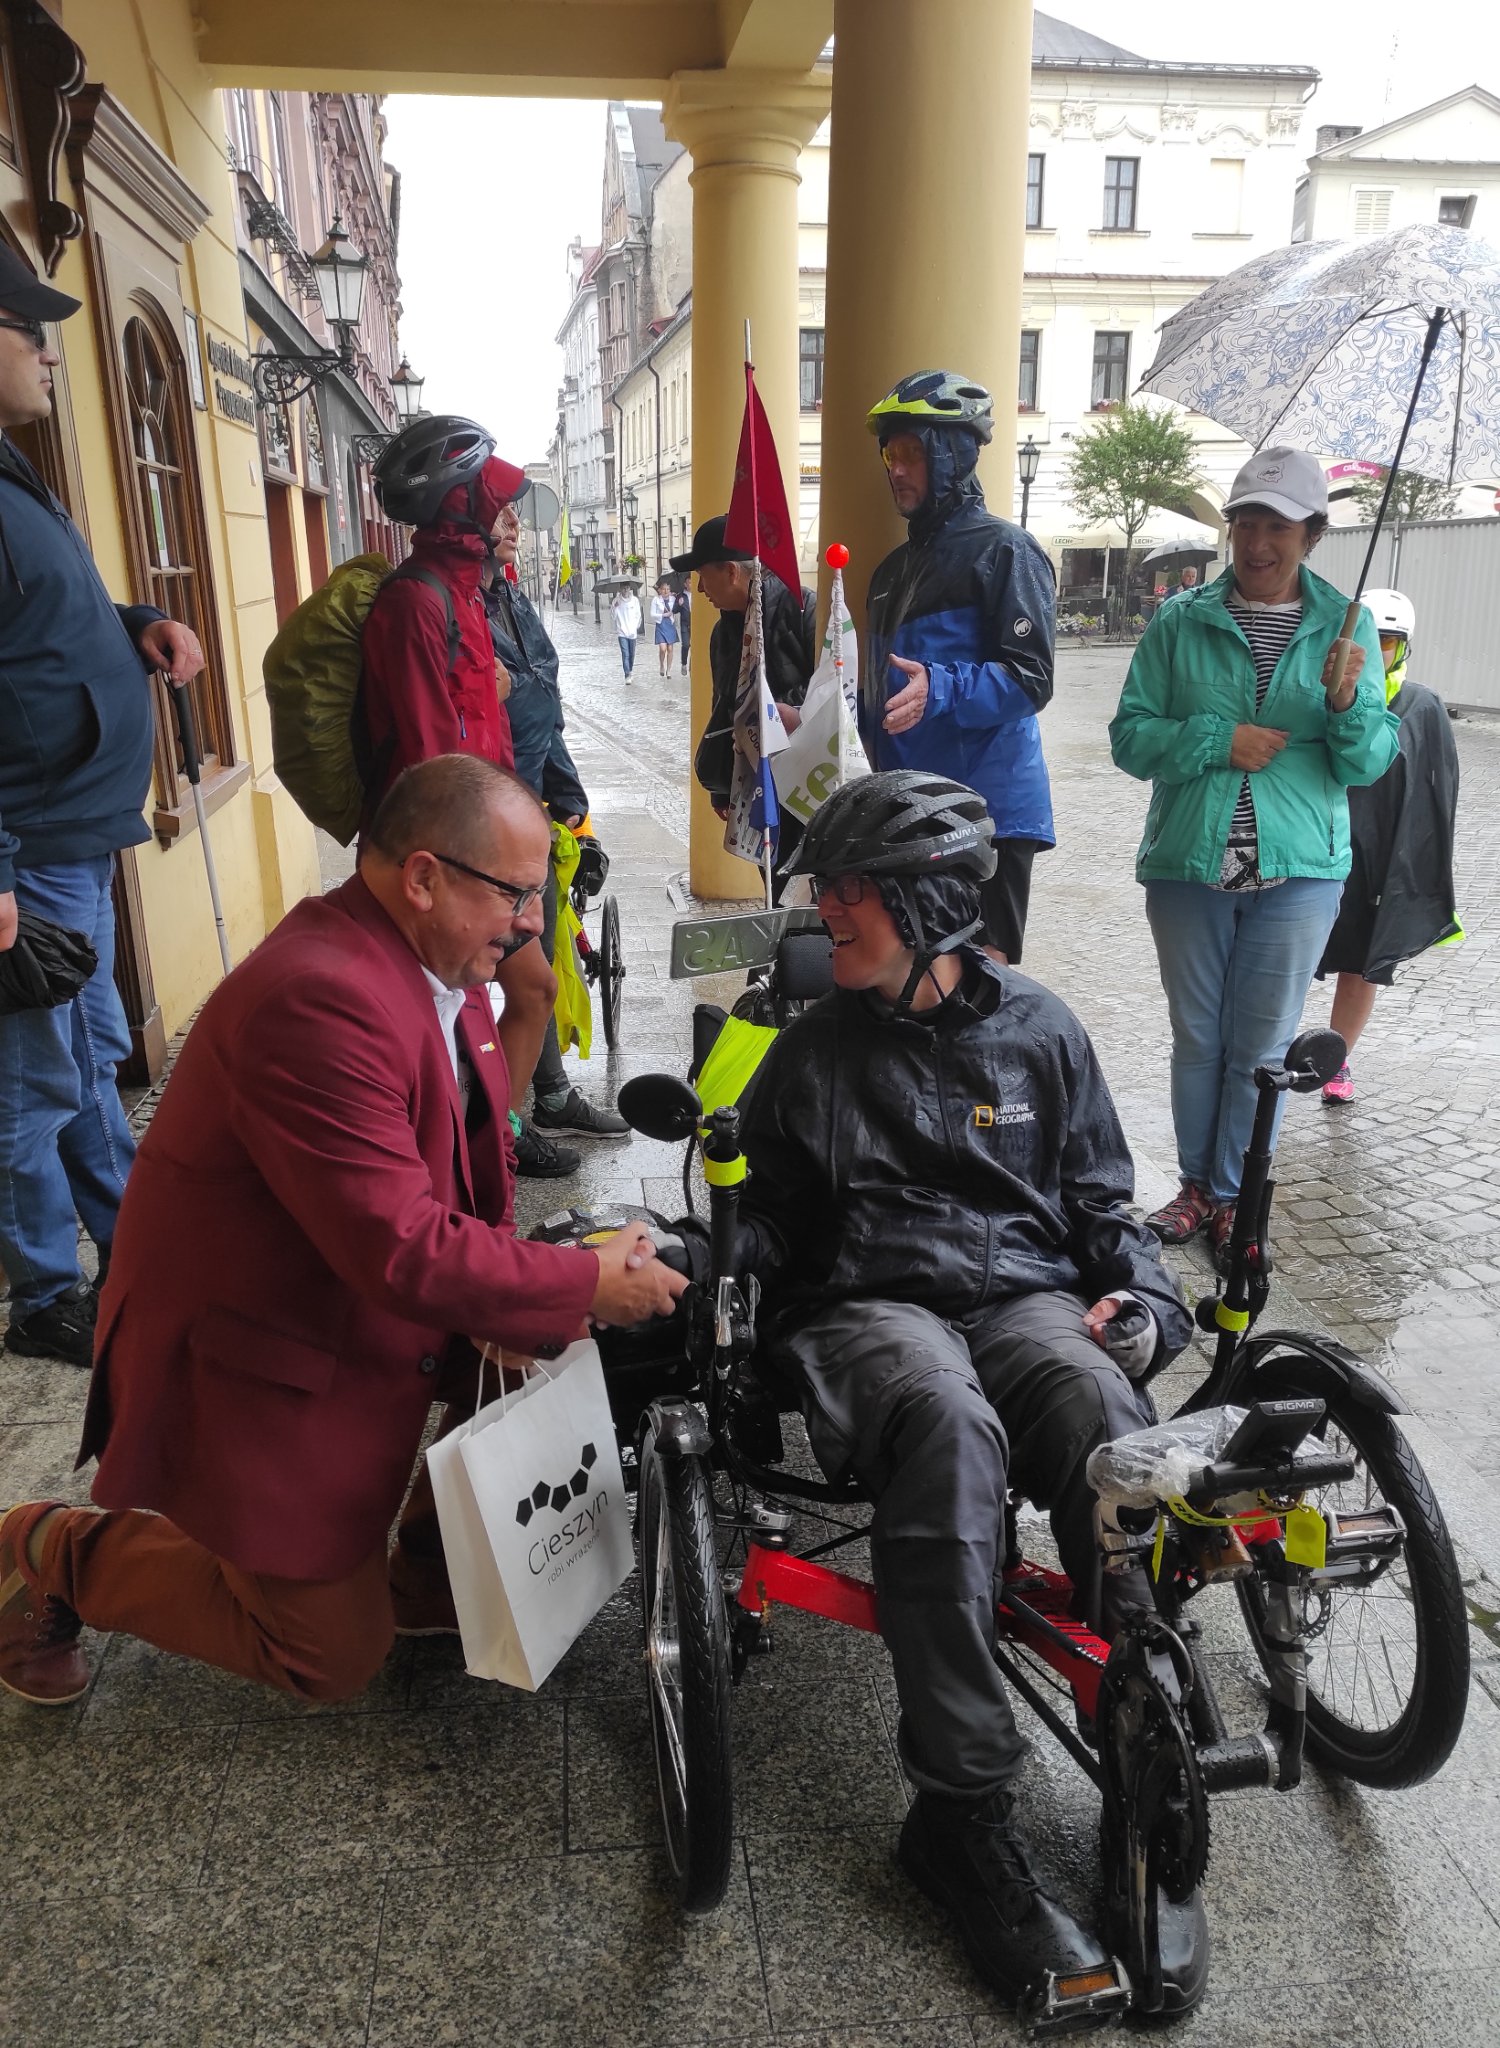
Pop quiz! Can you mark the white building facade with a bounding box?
[1295,88,1500,244]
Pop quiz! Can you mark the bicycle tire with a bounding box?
[638,1428,734,1909]
[1235,1363,1469,1788]
[599,894,625,1050]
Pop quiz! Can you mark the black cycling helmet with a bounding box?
[866,370,995,446]
[783,773,997,1013]
[782,770,998,885]
[373,414,495,527]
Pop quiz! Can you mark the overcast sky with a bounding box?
[382,1,1499,465]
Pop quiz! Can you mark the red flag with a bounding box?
[723,362,803,597]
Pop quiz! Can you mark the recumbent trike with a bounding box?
[534,942,1470,2034]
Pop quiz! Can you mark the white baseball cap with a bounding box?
[1223,446,1329,523]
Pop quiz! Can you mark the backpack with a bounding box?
[263,553,460,845]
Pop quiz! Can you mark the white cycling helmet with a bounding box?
[1363,588,1415,641]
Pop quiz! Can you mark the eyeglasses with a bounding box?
[429,852,545,915]
[880,439,924,471]
[0,317,47,351]
[812,874,872,907]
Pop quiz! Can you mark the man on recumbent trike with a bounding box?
[689,770,1202,2014]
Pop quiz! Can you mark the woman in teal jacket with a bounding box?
[1109,449,1397,1270]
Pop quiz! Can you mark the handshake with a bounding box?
[586,1221,692,1328]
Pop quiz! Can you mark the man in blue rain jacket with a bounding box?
[863,370,1056,963]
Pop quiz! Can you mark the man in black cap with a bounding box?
[0,246,204,1368]
[671,515,817,819]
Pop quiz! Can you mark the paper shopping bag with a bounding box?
[426,1339,633,1690]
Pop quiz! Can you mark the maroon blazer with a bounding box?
[80,876,598,1580]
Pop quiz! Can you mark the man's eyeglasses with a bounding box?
[812,874,872,907]
[428,852,545,915]
[0,317,48,351]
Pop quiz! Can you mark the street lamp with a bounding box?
[1017,434,1040,531]
[585,515,602,623]
[253,216,371,407]
[389,356,426,422]
[623,485,639,562]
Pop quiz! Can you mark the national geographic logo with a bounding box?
[973,1103,1036,1128]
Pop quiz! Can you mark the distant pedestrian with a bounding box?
[650,577,679,677]
[1178,565,1199,594]
[672,577,692,663]
[611,587,642,679]
[1109,448,1397,1273]
[1316,588,1462,1105]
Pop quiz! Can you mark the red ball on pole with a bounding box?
[825,543,850,568]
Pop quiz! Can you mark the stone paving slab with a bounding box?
[5,614,1500,2040]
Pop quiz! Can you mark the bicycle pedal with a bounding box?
[1022,1958,1131,2036]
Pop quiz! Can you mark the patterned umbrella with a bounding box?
[1139,224,1500,490]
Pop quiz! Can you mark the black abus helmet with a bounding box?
[866,371,995,446]
[782,770,998,885]
[373,414,495,527]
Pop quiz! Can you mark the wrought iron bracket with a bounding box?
[352,433,393,465]
[251,335,359,409]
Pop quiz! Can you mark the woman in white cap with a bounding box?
[1110,447,1398,1272]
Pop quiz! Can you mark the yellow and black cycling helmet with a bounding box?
[866,370,995,446]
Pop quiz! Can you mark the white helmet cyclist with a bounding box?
[1363,588,1415,694]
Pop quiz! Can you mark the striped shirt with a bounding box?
[1219,594,1301,890]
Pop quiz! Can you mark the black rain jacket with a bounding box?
[734,954,1191,1368]
[693,571,818,806]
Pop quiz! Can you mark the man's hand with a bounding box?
[588,1222,689,1328]
[1228,724,1289,772]
[883,654,929,735]
[1083,1296,1125,1347]
[1321,638,1366,711]
[776,701,802,735]
[137,618,205,682]
[712,799,730,822]
[495,658,512,705]
[0,890,16,955]
[1084,1293,1156,1380]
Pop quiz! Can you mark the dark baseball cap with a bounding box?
[669,514,753,574]
[0,243,80,323]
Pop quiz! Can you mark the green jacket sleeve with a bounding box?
[1324,608,1400,788]
[1109,610,1236,787]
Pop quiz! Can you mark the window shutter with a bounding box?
[1352,188,1392,235]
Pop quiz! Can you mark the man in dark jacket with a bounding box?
[864,371,1057,964]
[0,247,204,1369]
[672,515,817,816]
[482,520,628,1169]
[724,772,1200,2016]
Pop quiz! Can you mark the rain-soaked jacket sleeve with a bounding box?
[922,528,1056,730]
[1109,608,1236,786]
[1059,1030,1192,1362]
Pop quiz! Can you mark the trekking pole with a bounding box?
[166,675,232,976]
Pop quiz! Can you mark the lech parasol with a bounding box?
[1138,222,1500,660]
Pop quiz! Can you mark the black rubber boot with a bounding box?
[1099,1809,1210,2019]
[899,1786,1115,2016]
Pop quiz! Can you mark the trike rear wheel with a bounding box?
[638,1428,734,1909]
[599,894,624,1050]
[1235,1368,1469,1787]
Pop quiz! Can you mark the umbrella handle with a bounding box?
[1324,600,1365,700]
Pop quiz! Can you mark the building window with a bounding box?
[1026,154,1045,230]
[1352,188,1393,235]
[1438,194,1476,228]
[121,316,235,820]
[1019,331,1040,412]
[268,93,294,227]
[1091,331,1130,408]
[799,327,824,410]
[1103,157,1138,231]
[229,89,256,175]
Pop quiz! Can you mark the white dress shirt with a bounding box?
[421,966,471,1110]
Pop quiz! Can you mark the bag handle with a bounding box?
[474,1340,555,1422]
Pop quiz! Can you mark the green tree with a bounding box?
[1348,465,1459,523]
[1063,403,1205,624]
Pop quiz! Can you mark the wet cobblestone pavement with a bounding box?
[5,610,1500,2046]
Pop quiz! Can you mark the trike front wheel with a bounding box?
[1235,1365,1469,1788]
[638,1426,734,1908]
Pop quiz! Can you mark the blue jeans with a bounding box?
[0,857,137,1314]
[1145,877,1343,1205]
[618,635,636,676]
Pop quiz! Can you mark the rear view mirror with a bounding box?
[617,1073,703,1142]
[1284,1028,1347,1093]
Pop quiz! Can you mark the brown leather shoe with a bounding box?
[388,1544,459,1637]
[0,1503,91,1705]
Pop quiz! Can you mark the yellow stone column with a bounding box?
[818,0,1033,616]
[664,69,829,899]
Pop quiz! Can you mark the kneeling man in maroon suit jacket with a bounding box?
[0,754,685,1705]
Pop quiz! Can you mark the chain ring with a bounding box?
[1099,1647,1211,1903]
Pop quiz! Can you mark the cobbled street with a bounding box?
[5,606,1500,2047]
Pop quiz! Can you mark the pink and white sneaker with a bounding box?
[1322,1062,1354,1105]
